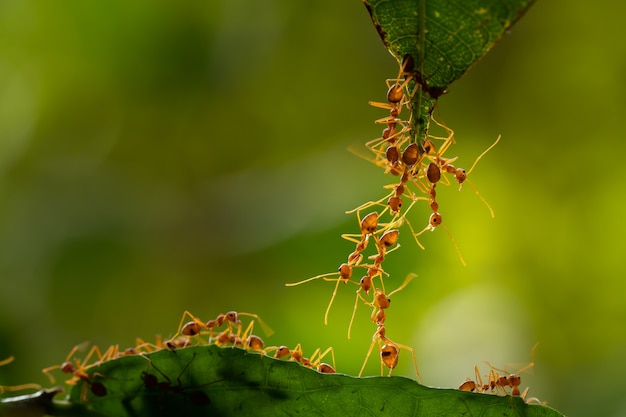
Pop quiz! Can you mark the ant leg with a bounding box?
[317,347,336,371]
[463,179,495,218]
[170,310,206,342]
[358,337,379,377]
[285,271,343,287]
[429,117,456,157]
[387,273,417,298]
[0,357,14,367]
[386,341,420,381]
[413,216,466,266]
[0,357,42,393]
[237,312,274,338]
[324,275,348,325]
[0,382,42,394]
[42,343,84,384]
[348,287,371,339]
[464,134,501,182]
[82,344,110,367]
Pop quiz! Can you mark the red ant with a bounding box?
[41,344,108,400]
[459,344,538,399]
[421,118,499,218]
[359,324,419,380]
[168,310,273,348]
[267,344,336,374]
[348,272,416,339]
[211,317,266,352]
[366,55,416,172]
[286,208,386,325]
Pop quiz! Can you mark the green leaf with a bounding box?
[363,0,535,142]
[23,345,563,417]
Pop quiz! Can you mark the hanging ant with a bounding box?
[348,272,416,338]
[359,324,419,380]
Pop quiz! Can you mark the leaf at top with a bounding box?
[37,345,564,417]
[363,0,535,142]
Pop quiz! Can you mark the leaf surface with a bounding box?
[44,345,563,417]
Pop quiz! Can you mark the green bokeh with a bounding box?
[0,2,621,416]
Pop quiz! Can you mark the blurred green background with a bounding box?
[0,1,622,416]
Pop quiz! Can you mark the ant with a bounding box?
[211,316,266,353]
[139,352,217,409]
[0,356,42,394]
[420,118,499,218]
[114,337,165,358]
[168,310,273,348]
[286,208,393,325]
[401,188,467,266]
[268,344,336,374]
[341,210,380,265]
[459,344,537,399]
[359,324,419,380]
[454,134,500,219]
[484,345,537,398]
[42,343,104,384]
[348,272,416,339]
[41,344,108,400]
[286,262,358,325]
[366,55,416,171]
[347,195,423,249]
[292,228,402,330]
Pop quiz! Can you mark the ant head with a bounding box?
[359,275,372,293]
[387,196,402,213]
[338,263,352,281]
[455,168,467,184]
[61,361,75,374]
[124,347,137,356]
[224,311,241,325]
[429,212,442,228]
